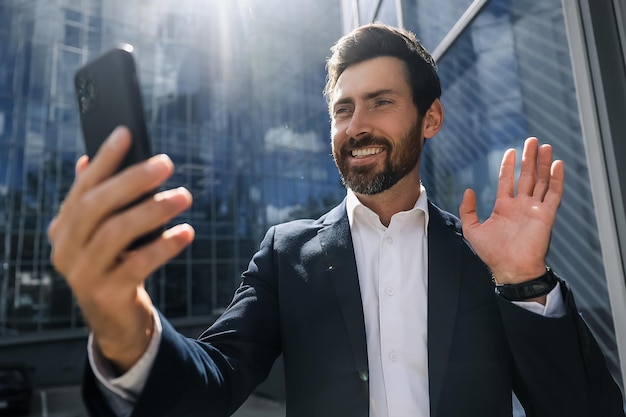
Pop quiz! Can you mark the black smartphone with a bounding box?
[74,44,161,250]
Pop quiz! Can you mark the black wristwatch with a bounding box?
[494,267,558,301]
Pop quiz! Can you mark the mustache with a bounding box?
[343,135,390,150]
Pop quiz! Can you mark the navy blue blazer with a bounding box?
[84,200,624,417]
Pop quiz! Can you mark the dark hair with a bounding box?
[324,23,441,115]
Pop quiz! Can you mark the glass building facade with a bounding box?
[1,0,626,408]
[0,0,344,335]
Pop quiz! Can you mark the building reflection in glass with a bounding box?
[0,0,344,334]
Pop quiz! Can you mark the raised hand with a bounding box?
[459,137,564,285]
[47,127,194,371]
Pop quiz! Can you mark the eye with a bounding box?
[374,99,392,107]
[333,106,351,118]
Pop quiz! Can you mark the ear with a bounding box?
[421,98,444,139]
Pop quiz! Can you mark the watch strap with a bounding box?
[494,267,558,301]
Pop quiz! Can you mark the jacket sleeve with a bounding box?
[498,278,625,416]
[82,227,283,417]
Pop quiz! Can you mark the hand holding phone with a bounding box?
[74,44,162,249]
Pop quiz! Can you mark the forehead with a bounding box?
[332,56,411,102]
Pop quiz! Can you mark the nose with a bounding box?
[345,107,372,138]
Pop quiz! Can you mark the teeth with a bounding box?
[352,147,383,157]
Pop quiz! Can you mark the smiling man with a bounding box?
[48,23,624,417]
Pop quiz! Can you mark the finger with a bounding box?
[72,154,175,254]
[82,187,192,274]
[517,137,538,196]
[73,126,132,195]
[459,188,480,235]
[543,160,564,211]
[76,155,90,176]
[51,155,175,276]
[533,144,553,200]
[112,223,195,286]
[496,148,517,199]
[53,127,132,242]
[82,154,174,223]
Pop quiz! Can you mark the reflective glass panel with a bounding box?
[0,0,344,334]
[418,0,623,400]
[402,0,475,51]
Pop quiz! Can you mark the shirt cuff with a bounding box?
[512,282,565,318]
[88,307,163,402]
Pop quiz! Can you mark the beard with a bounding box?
[333,121,423,195]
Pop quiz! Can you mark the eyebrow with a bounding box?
[363,88,397,100]
[332,88,399,109]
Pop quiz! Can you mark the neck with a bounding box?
[353,172,422,227]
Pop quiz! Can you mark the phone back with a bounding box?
[74,46,152,170]
[74,46,161,249]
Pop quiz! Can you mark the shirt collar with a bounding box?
[346,185,430,236]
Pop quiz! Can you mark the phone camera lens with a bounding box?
[77,75,96,114]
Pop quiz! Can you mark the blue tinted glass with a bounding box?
[402,0,474,51]
[359,0,378,24]
[419,0,622,388]
[378,0,399,26]
[0,110,10,144]
[64,8,82,23]
[88,15,101,30]
[57,48,81,102]
[27,43,50,100]
[64,24,81,48]
[0,0,344,334]
[0,3,10,31]
[0,34,15,93]
[359,0,399,26]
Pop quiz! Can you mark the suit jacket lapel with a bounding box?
[317,201,369,379]
[427,202,463,417]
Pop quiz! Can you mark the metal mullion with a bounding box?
[367,0,383,23]
[431,0,491,62]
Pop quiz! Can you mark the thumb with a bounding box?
[459,188,479,235]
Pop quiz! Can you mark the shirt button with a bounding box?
[385,236,393,244]
[389,352,398,362]
[386,287,394,296]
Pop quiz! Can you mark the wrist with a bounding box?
[94,307,155,374]
[490,263,548,284]
[493,267,557,302]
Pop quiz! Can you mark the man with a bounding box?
[48,23,624,416]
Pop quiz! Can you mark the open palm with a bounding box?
[459,137,564,284]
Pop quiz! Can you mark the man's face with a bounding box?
[330,56,423,195]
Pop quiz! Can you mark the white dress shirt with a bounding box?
[91,186,565,416]
[346,187,430,417]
